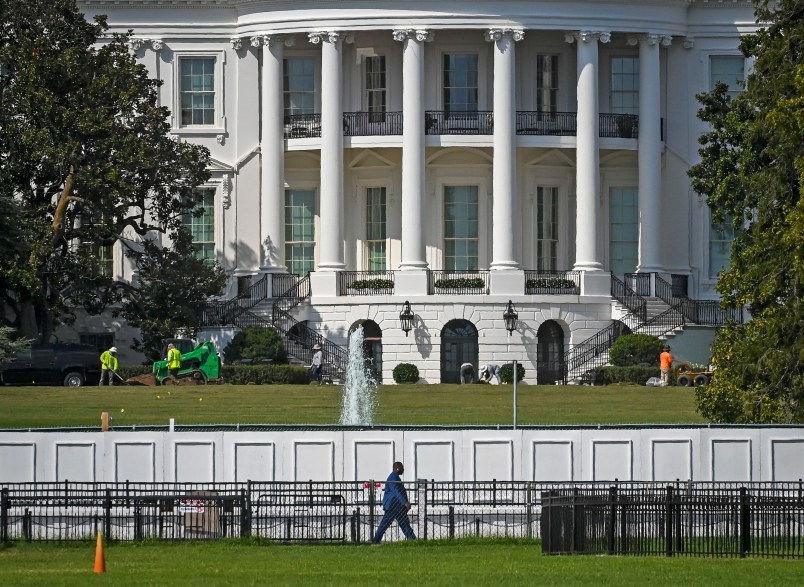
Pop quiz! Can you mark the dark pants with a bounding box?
[310,365,322,384]
[372,502,416,543]
[99,370,115,386]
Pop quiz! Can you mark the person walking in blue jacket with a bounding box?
[372,461,416,543]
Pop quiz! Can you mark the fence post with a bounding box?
[448,506,455,540]
[419,480,428,541]
[0,488,8,543]
[665,485,673,557]
[739,486,750,558]
[368,479,375,544]
[607,485,617,554]
[240,488,251,538]
[104,489,112,541]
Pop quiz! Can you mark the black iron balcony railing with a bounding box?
[343,112,403,136]
[283,113,322,138]
[525,270,581,294]
[425,111,494,135]
[599,113,639,138]
[338,271,396,296]
[428,270,489,295]
[516,111,577,136]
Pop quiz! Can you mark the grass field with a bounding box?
[1,540,802,587]
[0,383,707,428]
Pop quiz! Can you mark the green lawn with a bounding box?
[0,383,706,428]
[0,540,801,587]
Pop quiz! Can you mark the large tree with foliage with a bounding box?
[688,0,804,423]
[0,0,227,353]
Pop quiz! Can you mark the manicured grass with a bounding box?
[0,383,706,429]
[0,540,801,587]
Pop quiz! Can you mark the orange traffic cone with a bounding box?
[94,531,106,574]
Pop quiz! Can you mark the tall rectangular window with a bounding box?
[284,57,315,117]
[444,185,479,270]
[611,57,639,114]
[536,55,559,114]
[536,186,559,270]
[365,56,386,122]
[710,56,745,99]
[365,187,387,271]
[709,213,734,278]
[79,212,114,278]
[180,58,215,126]
[285,189,316,275]
[183,189,215,263]
[443,54,478,113]
[609,187,638,276]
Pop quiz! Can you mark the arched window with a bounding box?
[537,321,565,385]
[349,320,383,382]
[440,320,478,383]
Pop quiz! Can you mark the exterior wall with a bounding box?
[68,1,757,374]
[2,427,802,483]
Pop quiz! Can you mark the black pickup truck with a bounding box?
[0,343,102,387]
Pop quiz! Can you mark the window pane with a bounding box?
[180,58,215,127]
[284,57,316,116]
[443,54,478,112]
[181,188,215,263]
[285,189,316,274]
[364,187,387,270]
[609,187,638,275]
[709,213,734,278]
[444,186,479,270]
[536,186,559,270]
[610,57,639,115]
[710,56,745,99]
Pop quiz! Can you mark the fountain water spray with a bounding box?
[339,326,378,425]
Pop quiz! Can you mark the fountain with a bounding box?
[339,325,378,425]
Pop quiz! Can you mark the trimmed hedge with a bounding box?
[433,277,485,289]
[116,364,309,385]
[500,362,525,383]
[348,278,394,290]
[609,334,663,367]
[393,363,420,383]
[589,365,661,386]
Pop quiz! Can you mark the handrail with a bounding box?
[611,275,647,322]
[201,274,270,327]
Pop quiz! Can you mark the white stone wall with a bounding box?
[2,426,802,483]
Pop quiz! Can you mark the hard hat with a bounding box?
[109,347,118,353]
[312,344,322,350]
[479,365,488,374]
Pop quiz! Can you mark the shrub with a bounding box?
[220,364,310,385]
[347,278,394,290]
[590,365,661,385]
[223,327,288,364]
[117,365,152,379]
[393,363,420,383]
[609,334,663,367]
[500,362,525,383]
[525,277,576,290]
[433,277,485,289]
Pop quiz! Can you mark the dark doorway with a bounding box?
[440,320,478,383]
[537,320,565,385]
[349,320,383,382]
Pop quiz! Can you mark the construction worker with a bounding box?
[166,343,182,384]
[659,345,674,387]
[99,347,118,386]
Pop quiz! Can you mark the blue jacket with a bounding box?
[382,471,408,510]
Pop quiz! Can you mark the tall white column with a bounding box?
[310,32,347,271]
[487,28,524,271]
[393,29,432,270]
[259,35,287,272]
[632,33,671,275]
[567,31,609,272]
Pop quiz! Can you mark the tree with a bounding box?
[0,326,32,362]
[0,0,224,346]
[688,0,804,423]
[223,327,289,365]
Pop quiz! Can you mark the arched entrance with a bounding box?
[349,320,383,382]
[440,320,478,383]
[537,321,565,385]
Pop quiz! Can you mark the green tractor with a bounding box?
[152,338,222,385]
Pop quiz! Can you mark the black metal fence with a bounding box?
[2,481,802,557]
[525,270,581,295]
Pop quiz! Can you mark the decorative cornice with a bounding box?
[564,31,611,44]
[485,28,525,42]
[392,29,433,43]
[230,38,242,50]
[150,39,163,51]
[309,31,353,45]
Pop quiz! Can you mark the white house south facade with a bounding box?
[70,0,754,383]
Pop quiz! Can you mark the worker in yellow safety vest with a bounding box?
[166,343,182,383]
[99,347,119,386]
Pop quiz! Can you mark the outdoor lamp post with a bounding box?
[503,300,518,335]
[399,301,415,336]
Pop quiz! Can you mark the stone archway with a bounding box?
[537,320,565,385]
[440,320,478,383]
[349,319,383,382]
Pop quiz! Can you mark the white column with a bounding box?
[632,33,671,275]
[310,32,347,271]
[567,31,609,272]
[393,29,432,270]
[487,28,524,271]
[259,35,287,272]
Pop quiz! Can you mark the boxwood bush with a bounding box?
[433,277,485,289]
[347,278,394,290]
[589,365,661,385]
[117,364,309,385]
[500,362,525,383]
[609,334,663,367]
[393,363,420,383]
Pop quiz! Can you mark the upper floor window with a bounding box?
[180,58,215,126]
[284,57,315,117]
[365,187,387,271]
[444,185,479,271]
[78,212,113,278]
[443,54,478,113]
[709,213,734,279]
[610,57,639,115]
[285,189,316,276]
[183,188,215,263]
[80,333,115,355]
[710,56,745,99]
[536,186,559,270]
[365,55,386,121]
[536,55,559,114]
